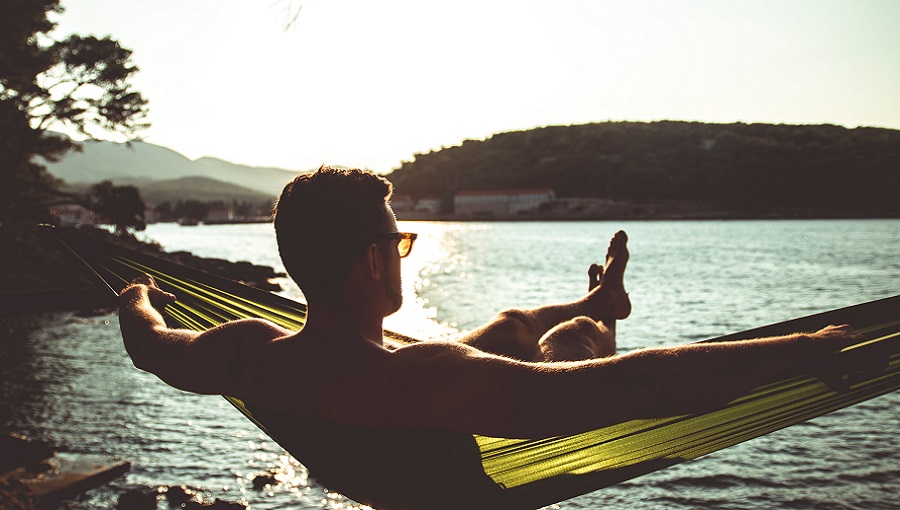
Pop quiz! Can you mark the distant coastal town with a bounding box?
[390,188,735,221]
[37,121,900,229]
[47,184,858,229]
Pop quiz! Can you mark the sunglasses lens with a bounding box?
[398,237,412,257]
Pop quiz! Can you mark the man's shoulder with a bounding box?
[389,340,483,359]
[381,341,519,375]
[217,318,292,338]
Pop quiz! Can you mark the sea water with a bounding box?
[1,220,898,509]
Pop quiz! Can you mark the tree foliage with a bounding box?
[88,180,146,235]
[385,121,900,217]
[0,0,148,223]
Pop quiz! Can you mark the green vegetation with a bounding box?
[0,0,148,224]
[63,176,274,217]
[385,121,900,217]
[135,176,274,205]
[87,180,146,234]
[152,199,270,223]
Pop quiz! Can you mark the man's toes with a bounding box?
[607,231,625,257]
[589,264,603,290]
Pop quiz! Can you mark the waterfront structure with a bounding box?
[454,189,555,218]
[49,203,95,227]
[389,194,415,212]
[206,205,234,223]
[414,196,442,214]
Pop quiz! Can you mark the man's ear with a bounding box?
[364,243,382,280]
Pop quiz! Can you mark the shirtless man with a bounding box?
[119,166,863,440]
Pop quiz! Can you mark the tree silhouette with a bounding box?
[0,0,148,224]
[89,180,146,235]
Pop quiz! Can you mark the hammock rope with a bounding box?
[48,226,900,510]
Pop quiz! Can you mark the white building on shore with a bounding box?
[454,189,556,217]
[414,196,442,214]
[49,203,95,227]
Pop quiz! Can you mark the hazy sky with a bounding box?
[53,0,900,174]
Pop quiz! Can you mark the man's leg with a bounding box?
[533,263,617,361]
[532,317,616,361]
[458,231,630,360]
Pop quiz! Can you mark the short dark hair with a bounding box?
[273,166,394,303]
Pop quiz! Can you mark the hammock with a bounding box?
[48,226,900,510]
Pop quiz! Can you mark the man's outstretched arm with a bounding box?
[118,276,290,395]
[331,325,865,439]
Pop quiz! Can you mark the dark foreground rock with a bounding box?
[117,487,157,509]
[120,485,248,510]
[0,435,54,474]
[250,473,277,490]
[0,477,38,510]
[0,435,51,510]
[1,435,133,510]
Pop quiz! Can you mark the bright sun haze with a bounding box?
[51,0,900,173]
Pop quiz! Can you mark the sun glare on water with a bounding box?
[383,221,468,341]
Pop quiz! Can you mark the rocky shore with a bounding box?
[1,226,290,509]
[0,225,285,315]
[0,433,284,510]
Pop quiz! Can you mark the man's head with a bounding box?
[273,166,400,308]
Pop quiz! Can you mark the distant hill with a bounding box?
[62,176,274,205]
[43,137,305,200]
[384,121,900,217]
[139,176,275,204]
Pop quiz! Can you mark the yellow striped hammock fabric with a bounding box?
[49,227,900,509]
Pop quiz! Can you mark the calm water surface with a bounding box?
[2,220,898,509]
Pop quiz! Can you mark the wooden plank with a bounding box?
[21,453,131,508]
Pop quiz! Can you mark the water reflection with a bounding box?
[4,220,896,509]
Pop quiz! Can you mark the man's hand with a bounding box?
[804,324,883,393]
[120,274,176,310]
[809,324,866,351]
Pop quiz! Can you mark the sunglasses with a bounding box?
[370,232,418,258]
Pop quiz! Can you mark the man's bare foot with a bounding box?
[587,231,631,320]
[588,264,603,291]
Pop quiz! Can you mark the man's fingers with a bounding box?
[147,286,177,307]
[814,324,866,349]
[131,274,156,287]
[121,274,176,306]
[805,324,886,394]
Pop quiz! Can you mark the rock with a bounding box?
[117,487,157,509]
[0,434,53,474]
[22,453,130,507]
[0,476,39,510]
[250,473,276,490]
[163,485,194,506]
[181,500,245,509]
[208,499,247,509]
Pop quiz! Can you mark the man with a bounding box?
[119,166,861,441]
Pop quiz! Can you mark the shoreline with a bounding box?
[0,225,285,316]
[0,430,250,509]
[145,212,900,228]
[394,210,900,222]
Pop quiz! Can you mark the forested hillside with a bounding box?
[385,122,900,216]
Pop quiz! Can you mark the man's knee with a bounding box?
[566,316,599,336]
[536,317,599,361]
[462,309,540,360]
[539,316,596,347]
[496,309,538,339]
